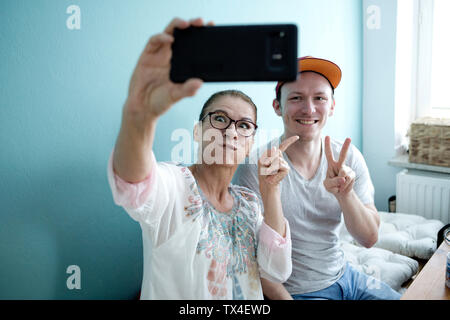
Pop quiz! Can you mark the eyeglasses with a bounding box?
[200,112,257,137]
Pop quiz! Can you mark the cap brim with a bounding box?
[299,57,341,89]
[275,57,342,97]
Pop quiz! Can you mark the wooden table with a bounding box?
[401,241,450,300]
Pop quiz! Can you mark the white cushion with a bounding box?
[341,242,419,292]
[340,211,444,259]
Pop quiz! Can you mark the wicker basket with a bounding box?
[409,117,450,167]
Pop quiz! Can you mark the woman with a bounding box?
[107,18,298,299]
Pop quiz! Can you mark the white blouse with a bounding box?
[107,151,292,300]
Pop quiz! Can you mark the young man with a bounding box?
[234,56,401,300]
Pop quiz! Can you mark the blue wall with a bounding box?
[362,0,401,211]
[0,0,363,299]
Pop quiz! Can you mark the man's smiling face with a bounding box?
[275,71,335,142]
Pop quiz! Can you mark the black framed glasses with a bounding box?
[200,111,257,137]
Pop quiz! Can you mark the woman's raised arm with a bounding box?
[113,18,206,182]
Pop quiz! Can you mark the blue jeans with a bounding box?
[291,263,401,300]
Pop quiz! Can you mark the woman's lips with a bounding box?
[221,144,237,151]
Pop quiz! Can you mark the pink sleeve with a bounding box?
[107,150,157,209]
[257,218,292,282]
[258,218,291,250]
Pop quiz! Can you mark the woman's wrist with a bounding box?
[259,183,280,198]
[122,100,159,134]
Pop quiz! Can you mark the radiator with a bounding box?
[396,169,450,223]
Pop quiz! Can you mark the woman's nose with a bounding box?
[224,122,238,139]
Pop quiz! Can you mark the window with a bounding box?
[394,0,450,155]
[412,0,450,119]
[428,0,450,116]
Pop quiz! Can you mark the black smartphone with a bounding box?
[170,24,298,83]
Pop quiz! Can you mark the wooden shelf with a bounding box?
[401,241,450,300]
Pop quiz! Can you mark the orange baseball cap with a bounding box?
[275,56,342,98]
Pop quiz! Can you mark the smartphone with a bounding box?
[170,24,298,83]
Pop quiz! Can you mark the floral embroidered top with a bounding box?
[107,151,292,300]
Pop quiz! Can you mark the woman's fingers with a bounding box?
[260,151,289,177]
[260,135,298,169]
[164,17,190,35]
[264,158,290,184]
[259,146,276,167]
[189,17,204,27]
[279,135,299,153]
[170,78,203,103]
[164,17,206,36]
[145,32,175,54]
[259,147,280,173]
[147,17,205,54]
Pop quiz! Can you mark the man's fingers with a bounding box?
[342,179,355,194]
[338,167,347,178]
[337,138,351,167]
[339,178,352,193]
[324,136,335,165]
[338,165,355,179]
[325,177,346,188]
[279,135,299,153]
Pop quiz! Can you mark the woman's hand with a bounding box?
[125,17,212,119]
[257,135,298,237]
[258,135,299,192]
[113,18,212,182]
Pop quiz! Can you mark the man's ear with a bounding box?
[273,99,282,117]
[328,98,335,117]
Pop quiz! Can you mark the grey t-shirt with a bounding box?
[233,136,375,295]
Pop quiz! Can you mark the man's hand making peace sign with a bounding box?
[322,135,380,248]
[323,136,356,198]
